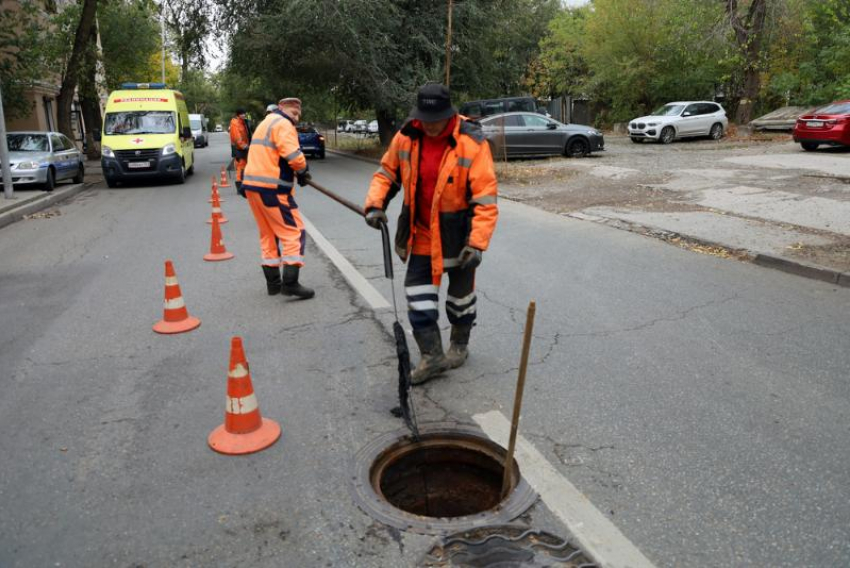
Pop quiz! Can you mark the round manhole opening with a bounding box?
[352,423,537,534]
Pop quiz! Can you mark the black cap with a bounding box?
[235,108,246,115]
[410,83,456,122]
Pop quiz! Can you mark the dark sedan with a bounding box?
[480,112,604,158]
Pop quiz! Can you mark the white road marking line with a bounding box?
[473,410,657,568]
[300,213,391,310]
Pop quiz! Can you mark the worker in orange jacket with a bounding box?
[364,83,498,384]
[241,97,314,299]
[229,108,251,190]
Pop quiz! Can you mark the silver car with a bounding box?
[628,101,728,144]
[481,112,604,158]
[6,131,85,191]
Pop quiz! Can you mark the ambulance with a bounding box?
[98,83,195,187]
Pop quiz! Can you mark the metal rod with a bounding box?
[444,0,453,86]
[306,179,364,217]
[501,301,536,499]
[0,80,14,199]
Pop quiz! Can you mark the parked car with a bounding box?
[215,125,223,132]
[628,101,728,144]
[792,100,850,151]
[6,131,85,191]
[480,112,604,158]
[353,119,368,133]
[367,120,379,135]
[189,113,208,148]
[460,96,539,120]
[337,120,355,132]
[297,125,325,159]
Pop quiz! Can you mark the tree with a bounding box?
[163,0,211,81]
[725,0,767,123]
[56,0,98,138]
[99,0,161,90]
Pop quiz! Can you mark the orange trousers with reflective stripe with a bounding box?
[234,158,247,183]
[246,191,306,267]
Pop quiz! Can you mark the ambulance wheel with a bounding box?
[105,177,118,188]
[187,163,194,176]
[175,165,186,184]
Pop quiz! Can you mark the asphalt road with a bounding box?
[1,132,848,567]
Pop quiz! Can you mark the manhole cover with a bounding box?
[421,525,598,567]
[351,423,537,534]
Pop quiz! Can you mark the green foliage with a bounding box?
[99,0,161,90]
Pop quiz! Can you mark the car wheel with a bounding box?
[73,163,85,184]
[318,149,326,159]
[660,126,675,144]
[709,123,724,140]
[565,137,590,158]
[43,167,56,192]
[105,177,118,188]
[630,137,643,144]
[801,142,819,151]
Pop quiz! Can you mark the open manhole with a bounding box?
[351,422,537,534]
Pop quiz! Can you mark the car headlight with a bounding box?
[586,129,601,136]
[647,122,658,126]
[162,144,176,156]
[15,161,39,170]
[102,146,115,158]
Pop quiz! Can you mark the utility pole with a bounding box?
[0,81,14,199]
[444,0,453,86]
[161,6,166,84]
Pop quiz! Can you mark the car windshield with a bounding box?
[651,104,685,116]
[104,111,176,135]
[7,133,49,152]
[814,102,850,115]
[190,119,202,130]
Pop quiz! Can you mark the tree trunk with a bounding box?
[80,18,101,160]
[726,0,767,125]
[376,108,397,147]
[56,0,99,138]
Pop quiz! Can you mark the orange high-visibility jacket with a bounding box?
[242,111,308,194]
[365,116,498,280]
[229,116,250,159]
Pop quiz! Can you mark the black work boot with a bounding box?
[411,326,450,385]
[281,265,315,299]
[445,324,472,369]
[262,266,282,295]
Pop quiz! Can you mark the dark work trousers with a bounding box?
[404,254,476,331]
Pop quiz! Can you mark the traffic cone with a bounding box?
[207,191,228,224]
[219,166,231,188]
[153,260,201,334]
[208,179,224,203]
[208,337,281,455]
[204,215,234,262]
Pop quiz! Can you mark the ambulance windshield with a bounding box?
[105,111,176,135]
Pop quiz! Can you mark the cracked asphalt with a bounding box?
[1,133,849,567]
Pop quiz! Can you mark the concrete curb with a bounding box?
[0,180,95,232]
[566,212,850,288]
[327,148,381,165]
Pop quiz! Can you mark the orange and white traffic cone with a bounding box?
[207,191,228,224]
[219,166,231,188]
[153,260,201,334]
[208,337,281,455]
[208,178,224,203]
[204,215,234,262]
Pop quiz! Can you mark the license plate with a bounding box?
[806,121,823,128]
[128,161,149,168]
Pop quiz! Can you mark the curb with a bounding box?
[327,148,381,165]
[0,179,96,232]
[566,212,850,288]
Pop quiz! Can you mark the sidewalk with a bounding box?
[0,159,103,231]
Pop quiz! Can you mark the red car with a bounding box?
[793,100,850,151]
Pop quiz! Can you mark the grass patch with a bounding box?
[323,131,385,159]
[495,161,577,186]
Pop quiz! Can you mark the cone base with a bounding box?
[204,251,235,262]
[208,418,281,455]
[206,217,229,224]
[153,316,201,334]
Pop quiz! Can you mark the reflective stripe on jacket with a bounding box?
[365,115,498,280]
[230,116,250,159]
[242,110,308,195]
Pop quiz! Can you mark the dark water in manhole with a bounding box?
[378,446,508,517]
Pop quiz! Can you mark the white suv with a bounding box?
[628,101,728,144]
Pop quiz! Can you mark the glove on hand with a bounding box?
[458,245,482,269]
[365,209,388,229]
[236,183,246,199]
[296,170,312,186]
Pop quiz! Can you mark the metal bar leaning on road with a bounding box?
[306,180,365,217]
[501,301,536,499]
